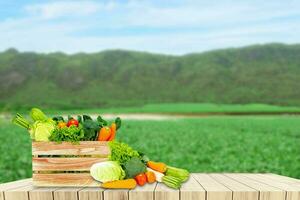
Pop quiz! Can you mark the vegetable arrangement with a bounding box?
[12,108,189,189]
[12,109,56,141]
[13,108,121,143]
[92,141,190,189]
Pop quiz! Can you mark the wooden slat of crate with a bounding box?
[225,173,286,200]
[243,174,300,200]
[32,141,110,156]
[33,157,108,171]
[78,187,104,200]
[33,173,101,187]
[129,182,157,200]
[155,182,179,200]
[209,174,258,200]
[180,176,205,200]
[193,173,232,200]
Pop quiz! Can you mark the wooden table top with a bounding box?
[0,173,300,200]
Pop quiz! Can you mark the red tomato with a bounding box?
[135,173,147,186]
[67,119,79,127]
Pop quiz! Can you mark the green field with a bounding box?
[1,116,299,183]
[40,103,300,115]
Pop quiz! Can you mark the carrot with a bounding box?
[147,161,167,173]
[101,179,137,189]
[108,123,117,141]
[97,127,111,141]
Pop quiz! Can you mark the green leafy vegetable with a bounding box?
[82,119,100,140]
[77,115,82,123]
[52,116,64,122]
[115,117,121,130]
[49,124,84,143]
[123,157,146,178]
[108,141,140,166]
[97,116,107,126]
[83,115,92,121]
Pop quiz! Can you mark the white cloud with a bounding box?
[24,1,105,19]
[122,0,300,28]
[0,0,299,54]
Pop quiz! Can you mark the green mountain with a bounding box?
[1,43,300,110]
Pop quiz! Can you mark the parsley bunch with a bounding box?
[49,124,84,143]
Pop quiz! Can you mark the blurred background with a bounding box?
[0,0,300,183]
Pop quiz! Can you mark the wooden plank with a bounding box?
[193,173,232,200]
[0,179,32,200]
[264,174,300,186]
[209,174,258,200]
[180,176,206,200]
[29,187,58,200]
[243,174,300,200]
[4,185,34,200]
[33,173,101,187]
[129,182,157,200]
[6,185,58,200]
[33,157,108,171]
[155,182,179,200]
[32,141,110,156]
[54,187,83,200]
[103,189,128,200]
[225,173,285,200]
[0,179,32,191]
[78,187,104,200]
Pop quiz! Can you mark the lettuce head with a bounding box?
[90,161,125,183]
[33,121,55,141]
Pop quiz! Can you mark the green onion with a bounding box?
[12,113,31,129]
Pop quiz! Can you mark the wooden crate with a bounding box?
[32,141,110,187]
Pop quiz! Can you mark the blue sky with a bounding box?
[0,0,299,54]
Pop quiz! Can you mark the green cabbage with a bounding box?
[33,121,55,142]
[90,161,125,183]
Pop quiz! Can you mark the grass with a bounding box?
[39,103,300,115]
[0,119,32,183]
[0,116,300,183]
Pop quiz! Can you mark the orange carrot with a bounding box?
[101,179,137,189]
[147,161,167,173]
[97,127,111,141]
[108,123,117,141]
